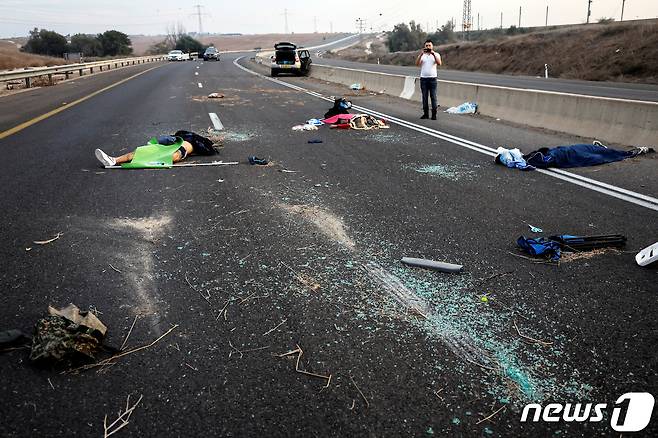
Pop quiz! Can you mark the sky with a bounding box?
[1,0,657,38]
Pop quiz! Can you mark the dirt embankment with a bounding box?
[327,22,658,84]
[0,41,69,71]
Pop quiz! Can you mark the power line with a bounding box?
[462,0,472,35]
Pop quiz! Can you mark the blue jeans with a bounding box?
[420,77,438,114]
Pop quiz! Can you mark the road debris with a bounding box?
[103,394,143,438]
[445,102,478,114]
[401,257,463,273]
[33,232,63,245]
[636,241,658,266]
[248,156,269,165]
[30,304,107,363]
[350,375,370,408]
[207,92,224,98]
[277,344,332,387]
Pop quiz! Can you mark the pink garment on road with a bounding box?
[322,114,355,124]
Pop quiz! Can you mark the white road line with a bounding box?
[232,56,658,212]
[208,112,224,130]
[195,72,199,76]
[198,82,203,88]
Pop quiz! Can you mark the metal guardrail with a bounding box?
[0,55,166,88]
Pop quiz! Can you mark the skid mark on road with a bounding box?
[278,203,356,250]
[108,213,173,333]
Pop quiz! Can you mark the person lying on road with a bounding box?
[95,130,221,168]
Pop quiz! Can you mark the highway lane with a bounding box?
[0,54,656,437]
[317,57,658,102]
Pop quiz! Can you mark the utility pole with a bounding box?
[477,13,480,31]
[330,21,333,33]
[587,0,593,23]
[519,6,522,28]
[500,12,503,29]
[314,16,318,33]
[355,18,366,33]
[621,0,626,21]
[284,8,289,34]
[462,0,472,37]
[192,4,208,35]
[545,5,549,26]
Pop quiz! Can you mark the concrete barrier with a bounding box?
[310,64,658,146]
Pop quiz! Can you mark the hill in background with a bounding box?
[328,21,658,84]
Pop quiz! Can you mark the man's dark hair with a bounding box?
[425,39,433,44]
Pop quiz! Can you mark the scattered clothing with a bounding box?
[292,124,319,131]
[306,118,324,126]
[307,139,323,144]
[248,156,268,165]
[495,147,534,171]
[207,93,224,98]
[349,114,389,130]
[173,130,218,155]
[523,143,655,169]
[30,304,107,363]
[350,83,363,90]
[517,236,562,261]
[527,224,543,233]
[322,113,355,125]
[445,102,477,114]
[324,97,352,119]
[517,234,626,261]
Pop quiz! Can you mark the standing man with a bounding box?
[416,39,442,120]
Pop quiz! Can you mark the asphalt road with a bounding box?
[317,57,658,102]
[0,54,656,437]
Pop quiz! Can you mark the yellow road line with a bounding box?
[0,64,165,140]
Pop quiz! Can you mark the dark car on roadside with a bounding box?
[203,46,220,61]
[270,42,311,77]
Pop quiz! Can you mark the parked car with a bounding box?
[203,47,220,61]
[189,52,199,60]
[270,42,311,77]
[167,50,189,61]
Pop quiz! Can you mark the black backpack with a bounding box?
[324,98,352,119]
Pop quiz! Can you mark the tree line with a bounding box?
[22,28,133,58]
[387,21,456,52]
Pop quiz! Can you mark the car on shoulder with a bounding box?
[189,52,199,60]
[203,46,220,61]
[270,42,311,77]
[167,50,186,61]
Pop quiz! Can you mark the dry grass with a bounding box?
[0,42,69,71]
[330,21,658,84]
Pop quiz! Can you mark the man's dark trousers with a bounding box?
[420,77,438,117]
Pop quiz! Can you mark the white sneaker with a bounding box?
[95,148,116,167]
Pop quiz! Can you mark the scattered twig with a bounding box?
[68,325,178,373]
[108,264,122,273]
[185,272,212,305]
[185,363,198,371]
[277,344,332,385]
[228,340,270,359]
[239,292,268,304]
[513,321,553,346]
[476,405,506,425]
[216,297,237,321]
[350,375,370,408]
[348,399,356,410]
[47,378,55,390]
[33,232,63,245]
[433,387,445,401]
[476,271,513,284]
[103,394,143,438]
[507,251,557,265]
[262,319,287,336]
[120,315,139,351]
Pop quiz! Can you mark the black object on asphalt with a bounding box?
[248,156,269,165]
[307,139,323,144]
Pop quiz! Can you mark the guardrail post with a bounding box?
[90,67,94,73]
[79,69,83,76]
[65,71,71,79]
[99,65,103,71]
[48,74,53,85]
[25,77,31,88]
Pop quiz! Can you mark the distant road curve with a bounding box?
[316,58,658,102]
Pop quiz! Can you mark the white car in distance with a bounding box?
[167,50,190,61]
